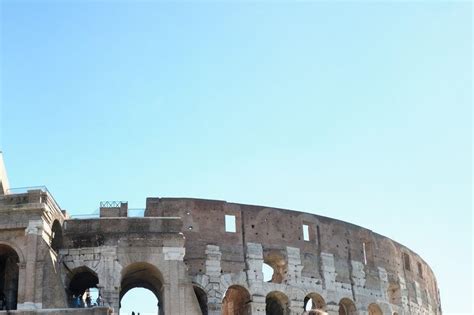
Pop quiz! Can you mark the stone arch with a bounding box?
[0,241,25,264]
[50,220,63,252]
[222,285,251,315]
[67,266,99,307]
[120,262,163,314]
[0,244,20,310]
[262,251,287,284]
[193,285,208,315]
[266,291,289,315]
[368,303,383,315]
[304,292,325,311]
[338,298,356,315]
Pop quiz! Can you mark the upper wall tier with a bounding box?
[145,197,441,312]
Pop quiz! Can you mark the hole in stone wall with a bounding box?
[225,215,236,233]
[362,242,367,265]
[263,252,287,284]
[303,224,310,241]
[262,263,273,282]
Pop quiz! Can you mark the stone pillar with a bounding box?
[399,275,410,314]
[205,245,222,314]
[321,252,336,291]
[246,243,264,283]
[286,246,303,285]
[351,260,366,296]
[163,247,185,314]
[18,220,43,310]
[208,302,222,315]
[97,246,121,313]
[289,299,304,315]
[326,303,340,315]
[249,295,266,315]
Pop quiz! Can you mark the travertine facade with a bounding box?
[0,154,442,315]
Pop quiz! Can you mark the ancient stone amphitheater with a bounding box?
[0,154,441,315]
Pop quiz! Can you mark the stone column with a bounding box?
[326,303,340,315]
[246,243,264,284]
[321,252,336,291]
[18,220,43,310]
[205,245,222,314]
[286,246,303,285]
[163,247,185,315]
[289,299,304,315]
[249,295,266,315]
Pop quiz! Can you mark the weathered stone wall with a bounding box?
[0,192,441,315]
[146,197,441,315]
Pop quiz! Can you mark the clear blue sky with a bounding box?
[0,1,471,314]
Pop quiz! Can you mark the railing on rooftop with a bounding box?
[6,186,49,194]
[2,186,63,216]
[99,201,126,208]
[127,208,145,217]
[69,208,146,219]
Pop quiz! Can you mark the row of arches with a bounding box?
[67,262,163,314]
[66,266,386,315]
[219,285,384,315]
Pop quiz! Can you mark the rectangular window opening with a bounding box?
[303,224,310,241]
[417,262,423,277]
[362,242,368,265]
[225,215,236,233]
[403,253,411,271]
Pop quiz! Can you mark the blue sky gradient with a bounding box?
[0,1,472,314]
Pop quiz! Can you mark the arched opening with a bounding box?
[67,266,99,308]
[222,285,251,315]
[50,220,63,252]
[263,251,287,284]
[304,293,325,311]
[121,287,158,315]
[368,303,383,315]
[266,291,289,315]
[0,244,19,310]
[193,285,208,315]
[120,262,163,315]
[338,298,356,315]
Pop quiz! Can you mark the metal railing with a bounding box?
[69,208,146,219]
[3,186,63,216]
[99,201,126,208]
[127,208,146,217]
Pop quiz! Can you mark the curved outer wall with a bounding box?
[146,197,442,315]
[0,191,442,315]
